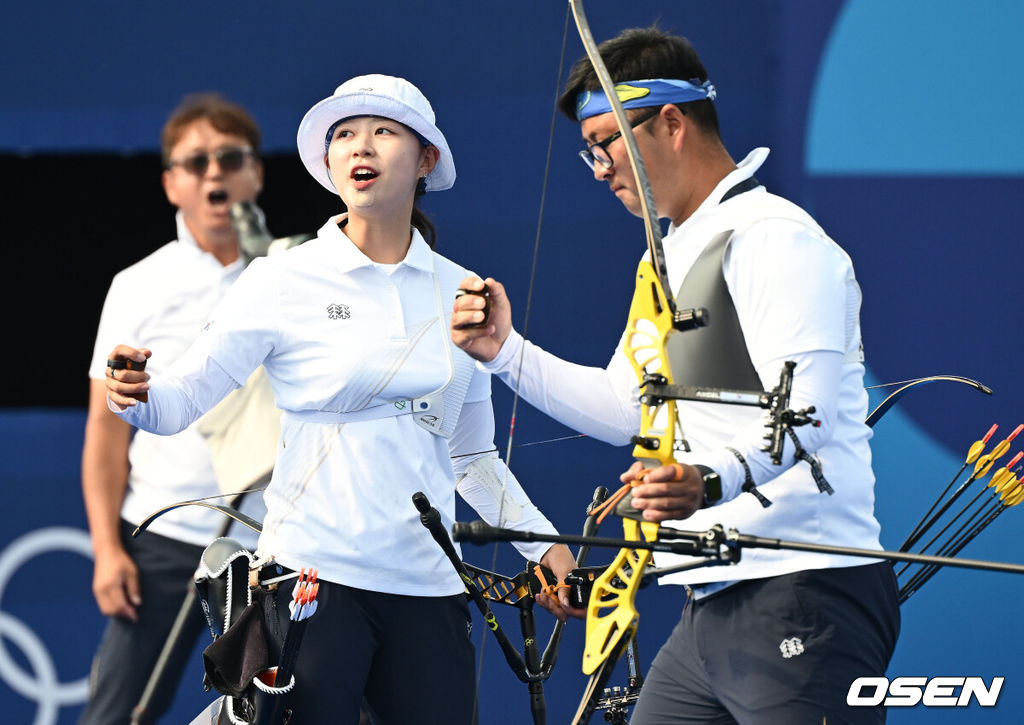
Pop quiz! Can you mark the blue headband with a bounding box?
[574,78,717,121]
[324,116,431,154]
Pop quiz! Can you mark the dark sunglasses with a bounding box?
[166,146,255,175]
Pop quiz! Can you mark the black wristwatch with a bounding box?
[695,465,722,508]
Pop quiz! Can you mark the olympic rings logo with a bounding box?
[0,527,94,725]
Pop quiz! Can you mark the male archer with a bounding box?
[452,26,899,724]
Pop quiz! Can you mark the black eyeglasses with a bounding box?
[578,108,661,171]
[166,146,255,175]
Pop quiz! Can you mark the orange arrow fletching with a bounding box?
[975,439,1014,476]
[974,458,996,479]
[966,423,1000,464]
[990,468,1012,491]
[994,469,1021,494]
[1005,487,1024,506]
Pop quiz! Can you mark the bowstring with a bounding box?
[450,434,586,462]
[473,3,572,701]
[866,376,938,389]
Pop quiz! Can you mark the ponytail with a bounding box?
[412,177,437,248]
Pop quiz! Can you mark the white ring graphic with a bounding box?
[0,612,60,725]
[0,527,95,724]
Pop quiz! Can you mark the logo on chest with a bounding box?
[326,303,351,320]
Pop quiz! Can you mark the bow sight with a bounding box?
[636,358,823,470]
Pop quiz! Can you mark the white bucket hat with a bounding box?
[297,74,456,193]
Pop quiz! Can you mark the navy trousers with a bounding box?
[629,562,900,725]
[259,578,477,725]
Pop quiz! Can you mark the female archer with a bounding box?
[105,74,576,724]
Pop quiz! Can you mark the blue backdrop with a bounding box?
[2,0,1022,722]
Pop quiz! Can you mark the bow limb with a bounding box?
[566,0,681,473]
[568,1,672,295]
[132,499,264,537]
[865,375,992,428]
[566,1,680,716]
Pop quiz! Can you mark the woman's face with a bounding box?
[324,116,438,217]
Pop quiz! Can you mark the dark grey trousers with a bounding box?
[629,562,900,725]
[79,520,208,725]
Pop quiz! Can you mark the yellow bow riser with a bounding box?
[582,259,677,672]
[624,260,680,463]
[582,517,660,674]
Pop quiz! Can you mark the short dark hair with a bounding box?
[160,93,261,164]
[557,25,720,137]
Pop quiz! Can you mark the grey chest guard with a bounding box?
[667,229,762,391]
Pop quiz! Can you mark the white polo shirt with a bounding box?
[118,217,557,595]
[89,212,253,546]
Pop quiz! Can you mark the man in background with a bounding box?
[81,93,267,724]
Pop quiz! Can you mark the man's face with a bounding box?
[579,110,669,220]
[162,118,263,251]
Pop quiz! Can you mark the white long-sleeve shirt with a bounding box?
[480,149,882,586]
[116,218,558,596]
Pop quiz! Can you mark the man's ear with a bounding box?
[161,169,179,207]
[660,104,688,151]
[254,159,265,194]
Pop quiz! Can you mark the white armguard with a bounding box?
[456,454,558,563]
[463,456,525,523]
